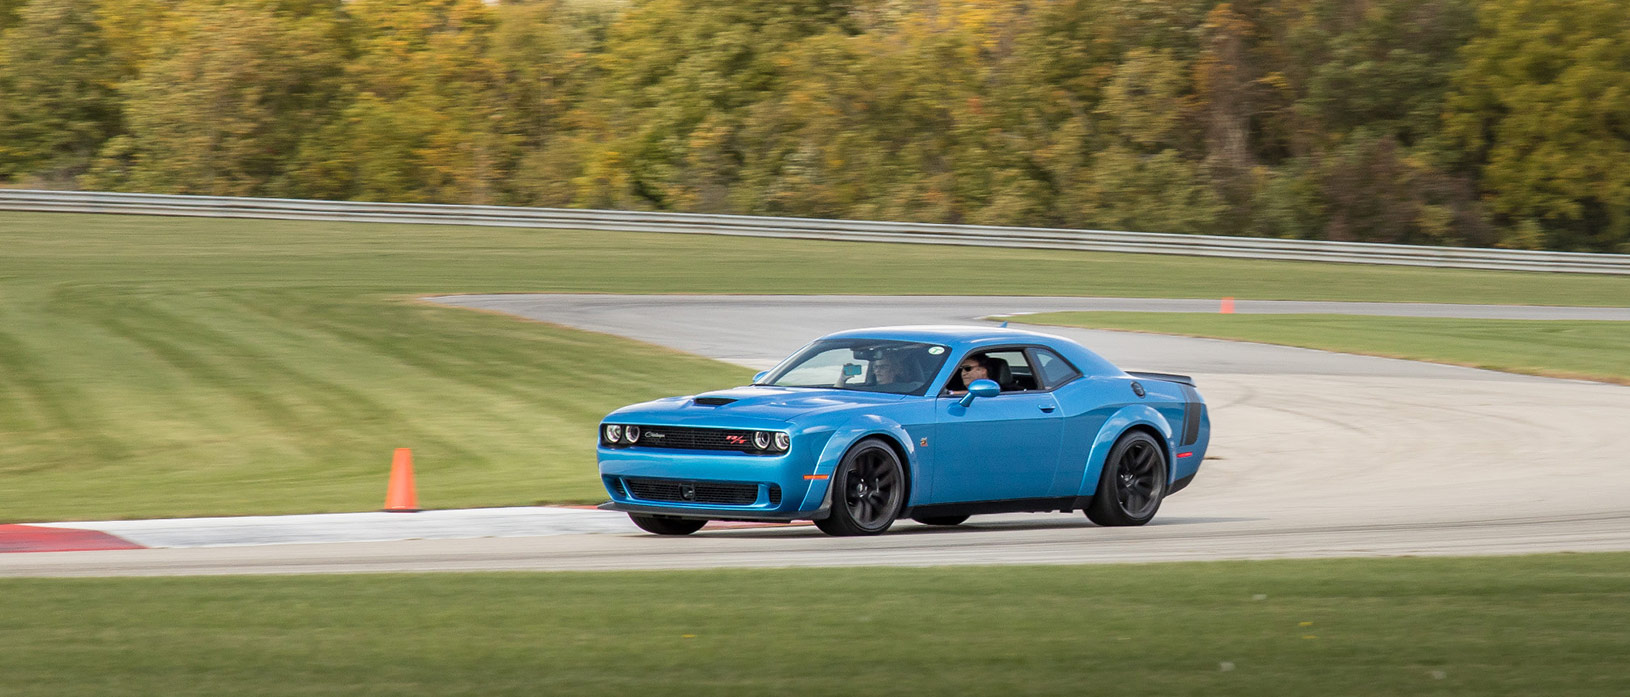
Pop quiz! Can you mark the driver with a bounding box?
[873,354,911,385]
[838,351,920,390]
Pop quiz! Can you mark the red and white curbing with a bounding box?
[1,507,806,553]
[0,524,146,553]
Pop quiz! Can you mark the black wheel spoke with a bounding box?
[1115,446,1158,516]
[1132,447,1153,474]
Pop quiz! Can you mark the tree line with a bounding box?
[2,0,1627,252]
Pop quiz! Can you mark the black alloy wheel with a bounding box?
[629,514,707,535]
[913,515,970,526]
[1085,431,1168,526]
[815,438,905,536]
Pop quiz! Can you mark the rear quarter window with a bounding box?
[1033,348,1082,388]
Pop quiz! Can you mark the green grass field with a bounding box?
[1,553,1627,696]
[3,210,1629,521]
[1011,312,1630,384]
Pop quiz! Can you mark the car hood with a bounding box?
[608,386,907,426]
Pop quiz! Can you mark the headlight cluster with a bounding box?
[750,430,792,453]
[602,424,642,445]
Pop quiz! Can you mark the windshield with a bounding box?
[758,339,950,396]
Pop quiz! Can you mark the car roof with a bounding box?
[817,325,1125,377]
[821,325,1068,347]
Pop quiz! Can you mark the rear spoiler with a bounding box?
[1126,371,1195,387]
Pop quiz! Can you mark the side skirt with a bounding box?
[904,497,1085,519]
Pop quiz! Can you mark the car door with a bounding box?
[931,348,1063,503]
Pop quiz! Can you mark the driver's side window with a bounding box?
[944,349,1035,393]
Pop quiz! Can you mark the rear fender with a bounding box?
[795,415,921,516]
[1076,404,1176,497]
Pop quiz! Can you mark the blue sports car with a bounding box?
[597,326,1210,536]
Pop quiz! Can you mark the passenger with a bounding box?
[947,355,997,394]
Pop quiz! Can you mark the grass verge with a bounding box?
[3,211,1629,520]
[1011,312,1630,385]
[1,553,1627,696]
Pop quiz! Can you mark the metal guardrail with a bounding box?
[4,188,1628,274]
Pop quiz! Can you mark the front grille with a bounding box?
[635,426,760,453]
[623,478,761,506]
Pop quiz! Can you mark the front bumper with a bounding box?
[597,501,817,522]
[598,444,832,519]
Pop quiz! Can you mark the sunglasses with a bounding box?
[959,365,980,372]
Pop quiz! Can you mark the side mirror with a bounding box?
[752,371,769,384]
[958,379,1001,407]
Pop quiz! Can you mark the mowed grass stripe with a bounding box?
[1012,312,1630,385]
[5,212,1630,303]
[1,553,1627,696]
[0,301,134,467]
[2,211,1629,521]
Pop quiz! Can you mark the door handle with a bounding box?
[1039,405,1056,413]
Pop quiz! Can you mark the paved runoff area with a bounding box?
[5,295,1630,576]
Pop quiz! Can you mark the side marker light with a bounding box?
[804,474,829,480]
[1177,452,1194,458]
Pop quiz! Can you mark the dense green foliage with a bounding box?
[2,0,1629,252]
[4,554,1630,696]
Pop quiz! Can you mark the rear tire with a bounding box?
[1086,431,1168,527]
[815,438,905,536]
[913,515,969,526]
[629,514,707,535]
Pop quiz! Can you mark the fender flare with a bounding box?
[795,415,921,517]
[1075,404,1176,498]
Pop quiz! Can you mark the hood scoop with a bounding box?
[692,397,738,406]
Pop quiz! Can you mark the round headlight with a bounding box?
[624,425,641,443]
[753,431,772,450]
[773,432,790,451]
[603,424,622,443]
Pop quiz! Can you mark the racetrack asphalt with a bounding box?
[4,295,1629,577]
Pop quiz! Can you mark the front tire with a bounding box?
[1086,431,1168,527]
[629,514,707,535]
[815,438,905,536]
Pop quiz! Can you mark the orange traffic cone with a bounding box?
[384,448,419,512]
[1220,297,1235,314]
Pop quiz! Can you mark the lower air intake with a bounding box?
[622,478,760,506]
